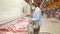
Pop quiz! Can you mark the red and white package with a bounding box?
[7,24,16,30]
[18,22,28,29]
[17,19,22,23]
[5,32,13,34]
[0,27,9,32]
[0,31,6,34]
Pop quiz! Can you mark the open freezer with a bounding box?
[0,18,32,34]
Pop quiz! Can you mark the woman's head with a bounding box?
[32,3,37,7]
[31,3,37,10]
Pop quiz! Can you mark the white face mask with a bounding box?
[32,6,35,10]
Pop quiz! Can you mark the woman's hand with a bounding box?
[26,19,31,22]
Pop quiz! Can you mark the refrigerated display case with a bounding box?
[0,18,32,34]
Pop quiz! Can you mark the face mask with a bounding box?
[32,6,35,10]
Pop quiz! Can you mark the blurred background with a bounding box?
[0,0,60,34]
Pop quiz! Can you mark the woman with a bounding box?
[29,3,42,34]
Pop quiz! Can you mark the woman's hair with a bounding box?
[32,3,37,7]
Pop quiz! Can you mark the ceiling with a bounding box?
[25,0,43,4]
[24,0,60,9]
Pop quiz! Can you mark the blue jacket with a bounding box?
[31,7,42,26]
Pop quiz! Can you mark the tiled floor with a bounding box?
[40,15,60,34]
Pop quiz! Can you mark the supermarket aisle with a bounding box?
[40,15,60,34]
